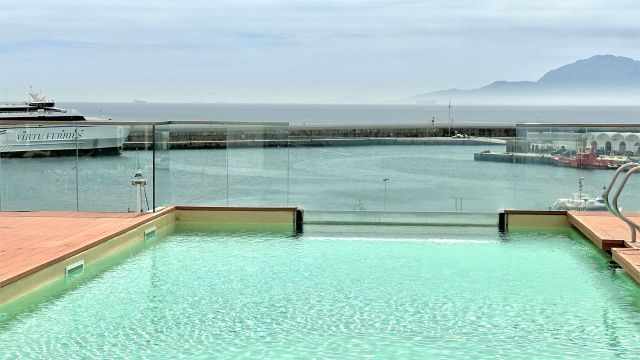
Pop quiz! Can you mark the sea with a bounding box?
[60,102,640,126]
[3,103,640,214]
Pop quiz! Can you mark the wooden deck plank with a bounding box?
[567,211,640,286]
[567,211,640,251]
[0,210,170,288]
[613,248,640,285]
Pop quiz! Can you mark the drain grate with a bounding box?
[65,260,85,279]
[144,226,157,242]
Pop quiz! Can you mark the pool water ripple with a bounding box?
[1,229,640,359]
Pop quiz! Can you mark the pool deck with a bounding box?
[4,208,640,297]
[0,206,300,299]
[567,211,640,251]
[568,211,640,284]
[0,211,163,289]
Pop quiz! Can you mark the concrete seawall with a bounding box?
[123,125,513,150]
[474,151,555,165]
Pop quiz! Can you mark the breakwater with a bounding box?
[124,125,513,150]
[474,151,555,165]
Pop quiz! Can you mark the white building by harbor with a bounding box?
[587,132,640,155]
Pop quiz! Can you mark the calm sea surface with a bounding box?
[61,103,640,126]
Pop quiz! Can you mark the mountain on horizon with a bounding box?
[416,55,640,105]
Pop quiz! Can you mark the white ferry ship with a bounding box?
[0,93,129,156]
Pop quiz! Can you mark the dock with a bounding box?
[125,136,506,150]
[123,124,511,150]
[474,151,555,165]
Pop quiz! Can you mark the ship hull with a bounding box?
[0,125,130,157]
[551,152,624,170]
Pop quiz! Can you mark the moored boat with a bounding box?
[550,177,607,211]
[0,93,129,157]
[551,151,626,170]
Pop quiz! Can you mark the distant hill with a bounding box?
[415,55,640,105]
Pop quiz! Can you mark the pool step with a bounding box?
[612,248,640,284]
[567,211,632,252]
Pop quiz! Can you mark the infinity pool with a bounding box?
[1,226,640,359]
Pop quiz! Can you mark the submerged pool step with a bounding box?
[612,248,640,284]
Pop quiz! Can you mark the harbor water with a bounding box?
[2,144,640,213]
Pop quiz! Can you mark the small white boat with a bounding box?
[0,92,129,156]
[550,178,607,211]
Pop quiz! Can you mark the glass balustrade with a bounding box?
[3,120,637,215]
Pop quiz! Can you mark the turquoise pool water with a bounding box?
[2,226,640,359]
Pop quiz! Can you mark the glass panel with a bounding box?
[153,124,172,210]
[76,124,154,212]
[226,123,289,206]
[161,123,229,206]
[514,124,640,211]
[0,124,80,211]
[10,120,624,214]
[289,142,384,211]
[288,126,515,212]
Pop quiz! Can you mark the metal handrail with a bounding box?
[603,163,638,215]
[603,162,640,242]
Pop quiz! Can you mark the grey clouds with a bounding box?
[1,0,639,103]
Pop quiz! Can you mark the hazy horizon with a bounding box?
[3,1,640,104]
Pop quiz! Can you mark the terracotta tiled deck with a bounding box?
[0,211,163,288]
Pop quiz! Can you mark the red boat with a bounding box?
[551,151,623,169]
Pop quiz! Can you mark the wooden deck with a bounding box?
[0,206,297,296]
[567,211,640,251]
[0,211,163,288]
[568,211,640,285]
[612,248,640,284]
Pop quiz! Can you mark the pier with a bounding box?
[474,151,555,165]
[123,124,512,150]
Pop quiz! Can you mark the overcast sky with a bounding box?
[1,0,639,103]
